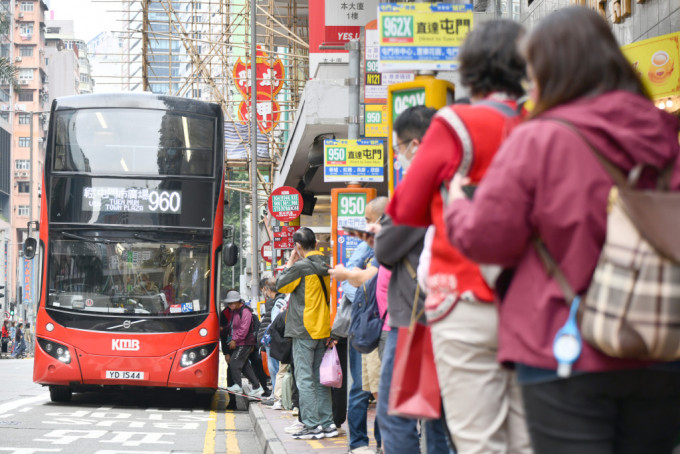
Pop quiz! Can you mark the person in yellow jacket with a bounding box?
[276,227,337,441]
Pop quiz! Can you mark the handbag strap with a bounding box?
[403,257,424,327]
[532,238,576,305]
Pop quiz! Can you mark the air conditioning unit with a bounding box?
[14,56,21,62]
[18,12,23,18]
[14,171,22,177]
[19,80,28,85]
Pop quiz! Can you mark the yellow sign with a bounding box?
[622,32,680,99]
[378,3,473,72]
[324,139,385,182]
[365,104,388,138]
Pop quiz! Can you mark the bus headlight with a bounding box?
[179,343,217,368]
[37,338,72,364]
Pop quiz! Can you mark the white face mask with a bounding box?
[396,142,417,173]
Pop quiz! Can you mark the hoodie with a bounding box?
[446,90,680,373]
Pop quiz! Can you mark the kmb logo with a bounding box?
[112,339,140,351]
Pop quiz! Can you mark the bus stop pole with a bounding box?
[250,0,260,302]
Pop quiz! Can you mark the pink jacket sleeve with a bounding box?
[445,126,538,267]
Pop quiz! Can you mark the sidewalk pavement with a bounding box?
[250,400,379,454]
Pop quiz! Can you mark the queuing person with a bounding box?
[445,7,680,454]
[24,322,33,357]
[329,197,387,454]
[258,276,287,407]
[1,320,9,357]
[276,227,337,440]
[11,322,26,358]
[371,105,453,454]
[387,19,532,454]
[9,321,16,354]
[223,289,265,398]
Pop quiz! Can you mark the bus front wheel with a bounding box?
[49,386,72,403]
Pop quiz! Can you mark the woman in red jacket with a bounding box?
[1,320,9,357]
[446,7,680,453]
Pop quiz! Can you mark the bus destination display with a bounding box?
[82,187,183,214]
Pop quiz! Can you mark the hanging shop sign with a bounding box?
[621,32,680,100]
[378,3,473,72]
[268,186,303,222]
[324,139,385,182]
[233,46,285,133]
[324,0,380,45]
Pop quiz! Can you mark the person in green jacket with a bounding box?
[276,227,337,441]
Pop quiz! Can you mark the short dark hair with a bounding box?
[393,106,437,142]
[259,277,268,290]
[265,276,277,292]
[293,227,316,251]
[523,6,647,117]
[459,19,526,98]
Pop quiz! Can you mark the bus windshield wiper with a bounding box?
[62,232,111,244]
[133,233,165,243]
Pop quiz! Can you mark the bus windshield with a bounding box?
[52,108,215,176]
[47,238,210,316]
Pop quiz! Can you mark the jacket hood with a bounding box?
[541,90,680,173]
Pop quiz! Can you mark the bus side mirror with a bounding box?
[23,238,37,260]
[223,243,238,267]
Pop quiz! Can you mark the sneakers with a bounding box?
[247,386,264,398]
[260,397,275,406]
[226,384,243,393]
[271,400,283,410]
[349,447,376,454]
[284,421,305,434]
[291,425,324,440]
[322,423,339,438]
[291,406,299,416]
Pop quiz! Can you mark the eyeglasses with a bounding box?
[392,139,413,153]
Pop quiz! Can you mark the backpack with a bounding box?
[269,309,293,363]
[240,305,260,340]
[348,273,385,354]
[536,118,680,362]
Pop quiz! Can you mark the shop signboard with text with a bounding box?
[324,0,380,45]
[378,3,473,72]
[324,139,385,182]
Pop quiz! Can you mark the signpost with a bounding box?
[323,139,385,182]
[268,186,303,222]
[378,3,473,72]
[387,76,455,194]
[261,241,284,264]
[273,225,300,250]
[330,188,377,321]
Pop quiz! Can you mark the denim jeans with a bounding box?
[265,346,280,391]
[377,328,454,454]
[292,338,333,429]
[348,343,381,449]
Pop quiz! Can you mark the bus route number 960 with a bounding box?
[148,190,181,213]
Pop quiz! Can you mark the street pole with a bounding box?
[250,0,260,303]
[348,40,360,141]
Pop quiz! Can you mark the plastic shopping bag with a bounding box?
[319,345,343,388]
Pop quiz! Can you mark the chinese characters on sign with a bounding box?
[378,3,473,72]
[268,186,303,222]
[324,0,380,45]
[324,139,385,182]
[233,46,285,133]
[82,187,183,214]
[273,225,301,250]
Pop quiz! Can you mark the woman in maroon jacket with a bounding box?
[446,7,680,454]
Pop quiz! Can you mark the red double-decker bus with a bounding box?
[26,93,234,402]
